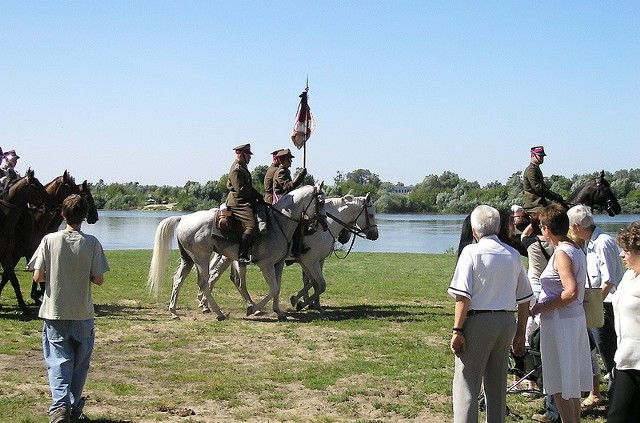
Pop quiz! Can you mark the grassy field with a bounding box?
[0,251,608,422]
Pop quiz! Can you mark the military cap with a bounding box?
[530,146,546,156]
[233,144,253,154]
[276,149,294,158]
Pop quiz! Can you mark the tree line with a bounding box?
[90,167,640,214]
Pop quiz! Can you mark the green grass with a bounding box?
[0,251,608,422]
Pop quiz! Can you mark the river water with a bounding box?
[81,210,640,254]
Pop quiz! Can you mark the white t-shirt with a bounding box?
[448,235,533,310]
[30,229,109,320]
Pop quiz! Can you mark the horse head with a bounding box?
[8,169,55,212]
[79,180,99,224]
[567,170,621,217]
[46,170,81,204]
[350,192,379,240]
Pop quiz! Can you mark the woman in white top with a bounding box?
[529,204,592,423]
[608,221,640,422]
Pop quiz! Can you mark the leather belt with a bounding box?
[467,309,511,316]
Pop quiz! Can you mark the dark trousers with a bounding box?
[589,302,617,375]
[607,368,640,423]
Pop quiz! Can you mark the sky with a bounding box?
[2,1,638,188]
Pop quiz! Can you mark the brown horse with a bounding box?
[0,170,54,313]
[457,171,622,257]
[0,171,99,313]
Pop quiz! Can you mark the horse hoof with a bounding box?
[246,305,255,316]
[216,313,227,321]
[290,295,298,307]
[170,313,180,320]
[277,314,288,322]
[296,301,306,311]
[202,308,211,314]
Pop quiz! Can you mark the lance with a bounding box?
[302,77,309,168]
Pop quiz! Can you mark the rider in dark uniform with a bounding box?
[226,144,263,266]
[263,149,282,204]
[522,146,564,214]
[272,149,307,202]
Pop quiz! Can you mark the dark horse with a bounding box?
[0,171,99,314]
[0,170,55,313]
[457,170,621,256]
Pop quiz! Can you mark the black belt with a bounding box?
[467,309,511,316]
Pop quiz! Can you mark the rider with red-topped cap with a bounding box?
[523,146,564,214]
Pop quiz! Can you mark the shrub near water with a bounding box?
[0,251,606,422]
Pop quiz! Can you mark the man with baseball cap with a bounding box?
[226,144,264,266]
[522,146,564,213]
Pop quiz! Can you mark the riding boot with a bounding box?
[256,203,268,235]
[292,225,310,258]
[238,233,253,267]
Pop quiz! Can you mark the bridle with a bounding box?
[327,200,377,240]
[328,198,378,259]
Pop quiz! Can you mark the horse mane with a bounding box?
[326,195,367,208]
[273,184,318,212]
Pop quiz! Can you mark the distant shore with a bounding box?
[141,202,178,211]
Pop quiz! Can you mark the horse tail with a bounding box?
[147,216,182,297]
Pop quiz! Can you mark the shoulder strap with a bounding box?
[537,237,551,261]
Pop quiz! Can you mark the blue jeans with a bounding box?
[42,319,95,414]
[544,394,560,421]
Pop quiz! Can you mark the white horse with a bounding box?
[147,184,326,321]
[201,193,379,313]
[288,193,379,311]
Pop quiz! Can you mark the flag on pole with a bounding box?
[291,86,316,149]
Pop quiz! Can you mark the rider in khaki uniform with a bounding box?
[263,149,282,204]
[273,149,307,202]
[522,146,564,214]
[272,149,309,257]
[226,144,263,266]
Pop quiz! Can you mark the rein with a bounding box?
[268,186,325,244]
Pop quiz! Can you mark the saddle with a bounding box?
[216,208,243,236]
[217,208,235,231]
[215,205,268,237]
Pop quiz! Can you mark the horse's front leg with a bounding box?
[290,270,313,311]
[273,260,286,321]
[298,259,326,313]
[194,261,227,321]
[249,264,286,321]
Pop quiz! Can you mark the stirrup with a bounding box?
[238,256,251,267]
